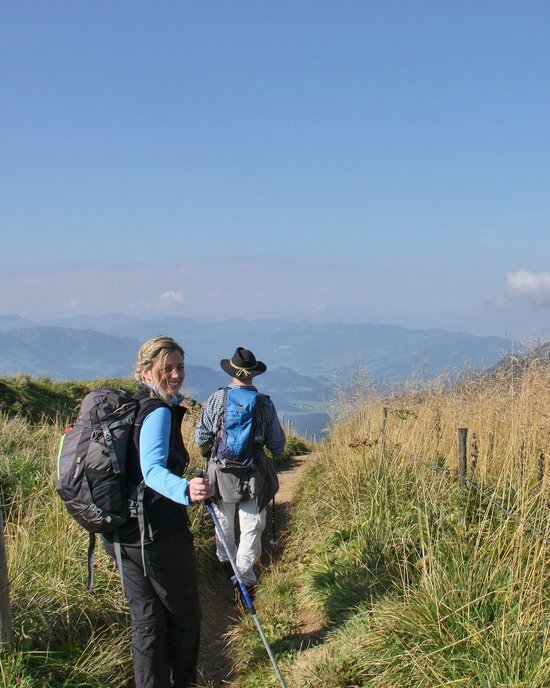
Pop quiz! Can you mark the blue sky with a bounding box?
[1,1,549,341]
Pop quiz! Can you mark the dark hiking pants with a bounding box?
[104,530,201,688]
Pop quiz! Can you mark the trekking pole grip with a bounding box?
[193,469,213,506]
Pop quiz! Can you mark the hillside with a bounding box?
[0,327,138,379]
[483,339,550,379]
[0,349,548,686]
[0,315,517,381]
[0,375,139,424]
[226,350,550,686]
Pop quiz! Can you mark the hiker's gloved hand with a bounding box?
[189,476,213,503]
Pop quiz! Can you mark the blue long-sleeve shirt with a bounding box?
[140,406,193,505]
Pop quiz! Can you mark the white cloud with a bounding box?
[506,269,550,307]
[160,290,185,306]
[132,290,187,314]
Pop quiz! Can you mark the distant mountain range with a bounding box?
[0,314,524,437]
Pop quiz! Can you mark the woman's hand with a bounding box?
[189,476,213,503]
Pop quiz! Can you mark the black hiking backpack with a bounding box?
[55,387,138,588]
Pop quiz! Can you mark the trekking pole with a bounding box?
[198,458,209,535]
[269,496,277,545]
[195,473,288,688]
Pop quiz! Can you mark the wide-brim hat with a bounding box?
[220,347,267,378]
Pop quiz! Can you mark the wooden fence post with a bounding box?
[0,500,13,649]
[458,428,468,492]
[380,406,388,455]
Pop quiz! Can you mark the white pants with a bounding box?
[212,498,266,587]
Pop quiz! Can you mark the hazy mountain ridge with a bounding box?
[0,315,523,437]
[0,313,517,377]
[0,315,520,389]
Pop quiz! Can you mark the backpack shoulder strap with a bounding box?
[211,387,229,458]
[253,393,269,447]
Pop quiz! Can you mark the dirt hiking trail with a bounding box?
[196,453,311,687]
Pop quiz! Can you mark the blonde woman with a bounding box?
[102,335,212,688]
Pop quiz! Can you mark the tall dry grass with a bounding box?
[0,399,217,687]
[0,411,133,687]
[228,356,550,687]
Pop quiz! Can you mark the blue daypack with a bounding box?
[216,387,267,466]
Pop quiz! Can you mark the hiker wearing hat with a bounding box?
[195,347,286,595]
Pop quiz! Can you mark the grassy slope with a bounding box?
[0,376,206,687]
[1,361,548,687]
[228,357,550,687]
[0,374,139,424]
[0,375,309,687]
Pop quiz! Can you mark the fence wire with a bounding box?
[407,450,550,547]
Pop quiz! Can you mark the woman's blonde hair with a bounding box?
[135,335,185,388]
